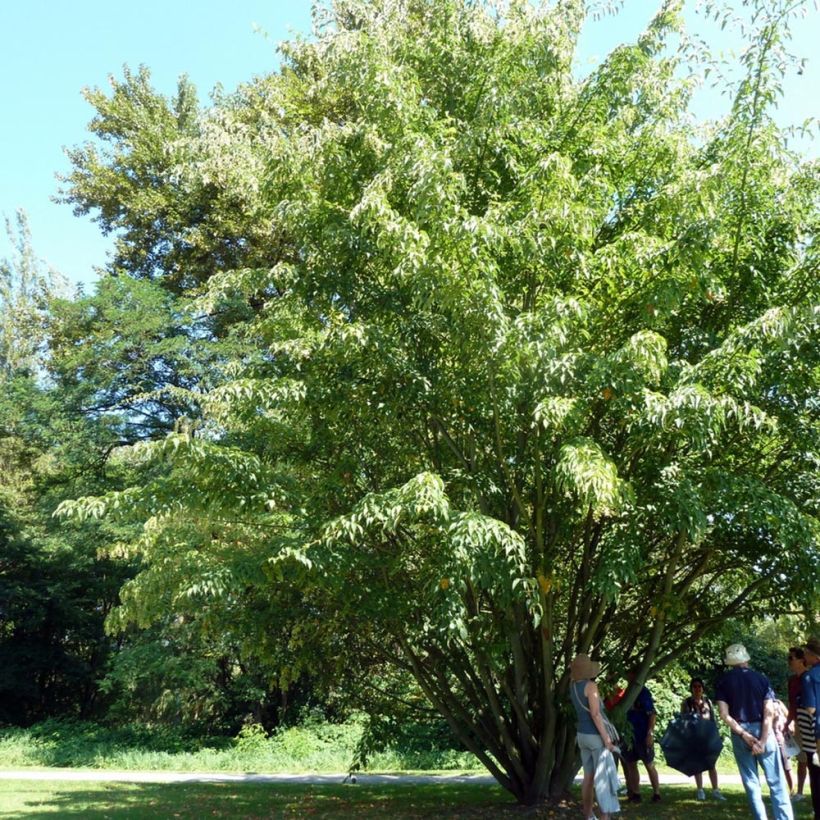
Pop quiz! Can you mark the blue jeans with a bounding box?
[731,722,793,820]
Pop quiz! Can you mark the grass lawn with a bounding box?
[1,780,815,819]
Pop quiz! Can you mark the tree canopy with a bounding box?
[55,0,819,804]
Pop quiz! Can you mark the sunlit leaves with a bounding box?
[323,472,450,545]
[60,0,818,677]
[533,396,581,435]
[555,437,633,519]
[636,384,774,455]
[0,211,66,374]
[54,0,820,801]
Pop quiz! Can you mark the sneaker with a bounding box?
[696,788,706,801]
[792,794,805,802]
[711,789,726,801]
[651,793,662,803]
[627,792,642,803]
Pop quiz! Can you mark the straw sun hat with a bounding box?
[570,653,601,680]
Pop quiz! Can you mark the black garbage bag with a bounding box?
[659,713,724,777]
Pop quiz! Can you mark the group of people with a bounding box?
[569,636,820,820]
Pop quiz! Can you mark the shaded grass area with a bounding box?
[2,781,814,819]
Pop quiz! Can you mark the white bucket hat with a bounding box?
[725,643,751,666]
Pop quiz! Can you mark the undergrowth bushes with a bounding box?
[0,717,478,772]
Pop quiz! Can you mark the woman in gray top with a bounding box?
[570,653,620,820]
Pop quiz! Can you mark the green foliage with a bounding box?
[0,211,66,374]
[55,0,820,805]
[0,521,117,724]
[0,717,473,773]
[47,277,219,441]
[233,721,270,753]
[0,719,216,769]
[0,372,134,725]
[58,67,203,290]
[98,623,300,734]
[0,231,272,730]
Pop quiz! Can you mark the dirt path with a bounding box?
[0,769,744,786]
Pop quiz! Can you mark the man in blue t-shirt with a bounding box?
[800,636,820,820]
[715,643,793,820]
[622,669,661,803]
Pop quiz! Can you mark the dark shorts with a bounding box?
[622,741,655,765]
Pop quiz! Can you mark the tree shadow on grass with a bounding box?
[1,781,512,819]
[1,781,808,819]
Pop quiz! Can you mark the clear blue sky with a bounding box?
[1,1,816,289]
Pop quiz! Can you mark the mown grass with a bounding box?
[2,780,813,819]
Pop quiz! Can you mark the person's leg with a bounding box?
[693,770,706,799]
[708,766,726,799]
[625,742,649,800]
[581,772,594,819]
[577,735,595,819]
[806,754,820,820]
[781,748,794,793]
[645,761,661,798]
[796,755,807,796]
[784,763,794,793]
[623,758,640,799]
[732,729,768,820]
[757,732,794,820]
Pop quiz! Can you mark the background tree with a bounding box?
[59,0,819,804]
[0,220,131,724]
[0,211,65,374]
[59,65,286,298]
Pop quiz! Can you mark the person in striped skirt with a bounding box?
[788,648,809,802]
[799,637,820,820]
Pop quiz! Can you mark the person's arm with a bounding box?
[680,698,688,716]
[787,677,798,724]
[586,682,617,752]
[802,671,817,718]
[717,699,758,751]
[643,689,656,745]
[759,697,774,750]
